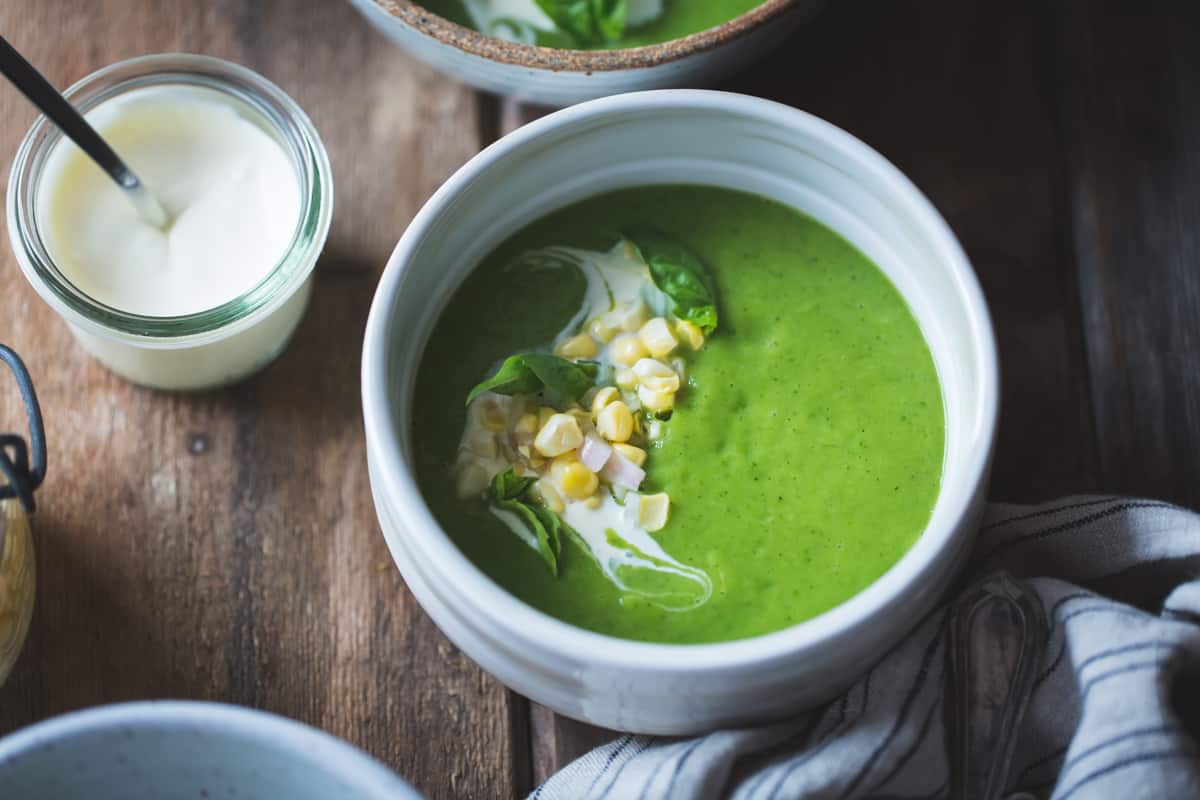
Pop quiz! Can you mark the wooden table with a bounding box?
[1,1,1197,797]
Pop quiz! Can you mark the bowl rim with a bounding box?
[0,701,418,797]
[361,89,999,673]
[368,0,802,71]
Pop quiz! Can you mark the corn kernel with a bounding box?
[589,316,619,344]
[610,334,647,367]
[537,406,556,429]
[549,453,576,479]
[477,398,508,432]
[534,479,565,514]
[669,357,687,380]
[455,464,489,499]
[638,492,670,531]
[615,298,649,332]
[513,413,538,439]
[534,413,584,457]
[637,384,675,413]
[558,460,599,500]
[566,407,592,426]
[615,367,638,391]
[675,319,705,350]
[638,317,678,358]
[633,358,681,394]
[583,492,603,510]
[612,443,647,467]
[555,333,598,360]
[468,430,497,458]
[596,401,634,443]
[591,386,620,416]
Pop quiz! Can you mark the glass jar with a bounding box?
[5,54,333,391]
[0,345,43,687]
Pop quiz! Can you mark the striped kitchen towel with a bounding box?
[532,497,1200,799]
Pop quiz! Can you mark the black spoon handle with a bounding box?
[0,34,140,190]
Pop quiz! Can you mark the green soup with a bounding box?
[412,185,943,643]
[423,0,763,49]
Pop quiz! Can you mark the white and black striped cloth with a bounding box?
[532,496,1200,799]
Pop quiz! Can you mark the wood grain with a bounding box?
[0,2,520,797]
[3,2,1198,796]
[1054,2,1200,509]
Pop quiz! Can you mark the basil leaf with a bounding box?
[533,0,626,46]
[488,468,568,575]
[490,469,537,502]
[466,353,598,407]
[498,497,559,575]
[626,229,720,335]
[591,0,626,41]
[466,354,542,405]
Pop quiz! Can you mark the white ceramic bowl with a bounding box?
[0,701,421,798]
[349,0,826,106]
[362,90,998,734]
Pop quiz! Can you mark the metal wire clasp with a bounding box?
[0,345,45,512]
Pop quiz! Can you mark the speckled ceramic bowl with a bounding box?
[0,702,422,799]
[349,0,826,105]
[362,91,998,734]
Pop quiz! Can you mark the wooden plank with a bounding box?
[500,0,1103,780]
[1054,3,1200,509]
[0,2,520,797]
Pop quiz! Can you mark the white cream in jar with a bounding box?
[7,54,332,391]
[40,86,301,317]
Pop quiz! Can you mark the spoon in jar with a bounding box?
[0,35,170,229]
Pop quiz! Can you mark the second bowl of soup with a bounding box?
[362,90,997,733]
[350,0,826,105]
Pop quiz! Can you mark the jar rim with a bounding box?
[4,53,334,342]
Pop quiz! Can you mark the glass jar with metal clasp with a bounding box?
[0,345,44,686]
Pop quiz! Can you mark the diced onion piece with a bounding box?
[602,448,645,490]
[578,433,613,472]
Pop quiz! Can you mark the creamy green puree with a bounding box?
[423,0,763,49]
[412,185,943,643]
